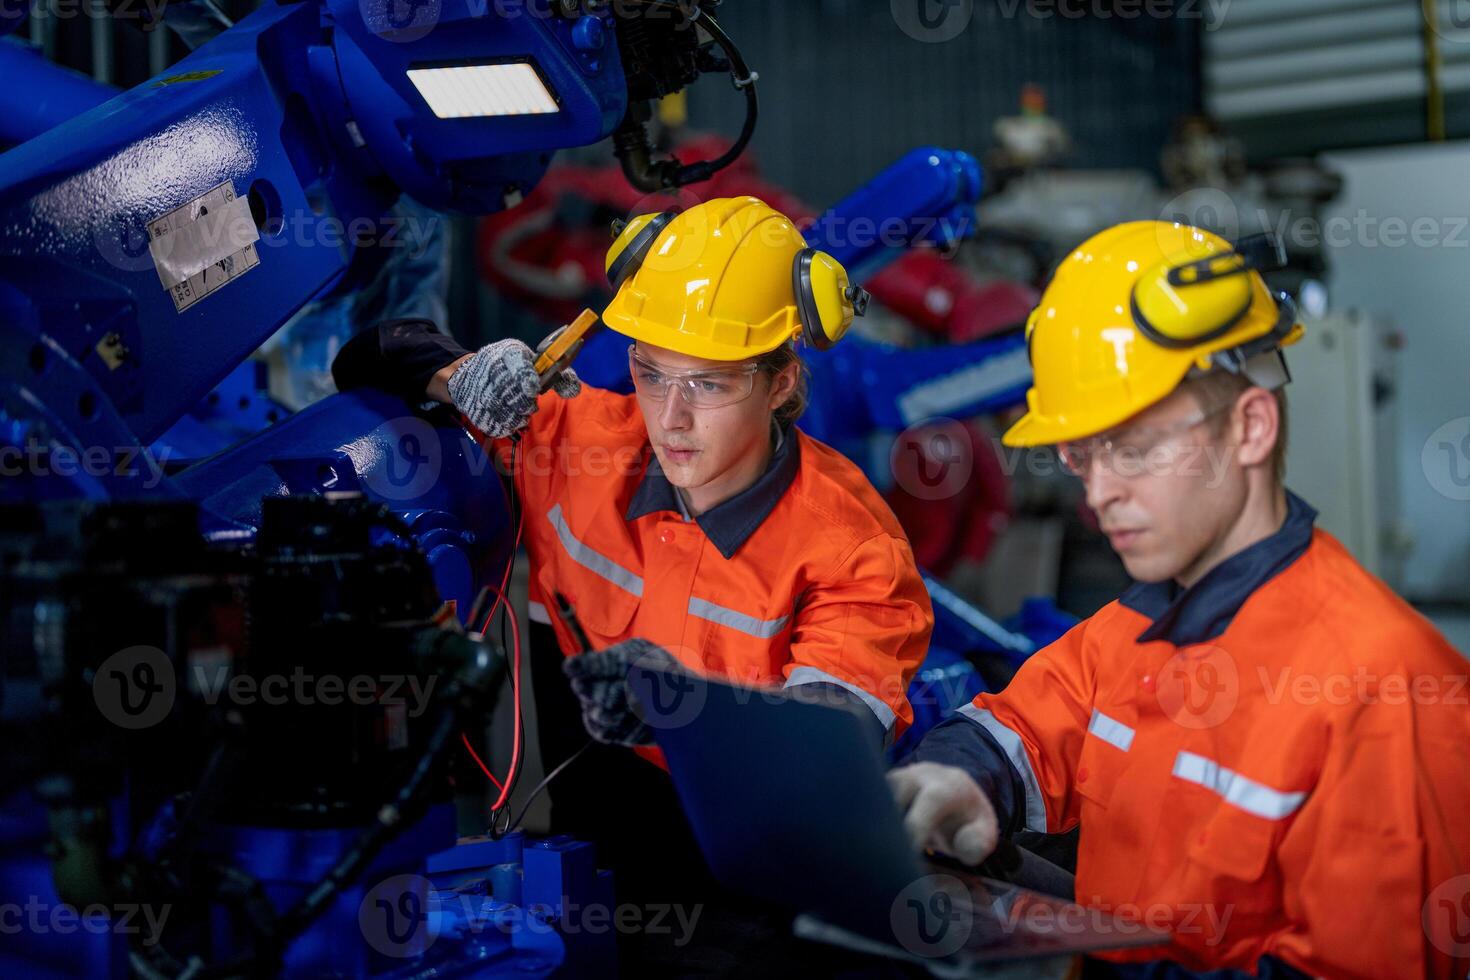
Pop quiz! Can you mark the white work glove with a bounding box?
[886,762,1000,866]
[446,332,580,439]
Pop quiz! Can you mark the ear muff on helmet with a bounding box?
[605,210,677,291]
[1130,232,1293,350]
[792,247,869,351]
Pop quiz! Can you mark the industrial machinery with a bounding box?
[0,2,1055,975]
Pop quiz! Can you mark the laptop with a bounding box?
[626,664,1170,969]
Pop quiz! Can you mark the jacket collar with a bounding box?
[625,424,801,560]
[1119,490,1318,646]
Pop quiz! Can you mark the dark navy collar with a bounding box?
[625,425,802,560]
[1119,490,1318,646]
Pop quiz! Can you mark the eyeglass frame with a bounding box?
[627,345,773,409]
[1056,398,1234,479]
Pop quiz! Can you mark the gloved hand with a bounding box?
[446,332,581,439]
[886,762,1000,866]
[561,638,677,747]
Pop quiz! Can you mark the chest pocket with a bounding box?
[1171,751,1305,917]
[541,504,642,644]
[1074,705,1139,812]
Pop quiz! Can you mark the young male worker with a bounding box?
[335,196,931,898]
[890,221,1470,978]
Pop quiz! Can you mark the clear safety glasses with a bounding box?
[1057,401,1231,479]
[628,346,763,409]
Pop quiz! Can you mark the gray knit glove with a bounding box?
[446,334,580,438]
[561,638,678,747]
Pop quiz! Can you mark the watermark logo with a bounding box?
[0,898,172,946]
[890,418,975,501]
[1156,643,1239,730]
[1158,187,1241,244]
[1422,417,1470,502]
[891,0,974,43]
[359,874,440,958]
[628,645,709,735]
[890,874,972,957]
[1423,875,1470,957]
[1426,0,1470,46]
[361,417,443,502]
[360,0,441,42]
[94,646,176,730]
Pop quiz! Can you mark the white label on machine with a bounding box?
[147,181,261,312]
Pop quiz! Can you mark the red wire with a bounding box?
[459,732,504,792]
[459,435,526,814]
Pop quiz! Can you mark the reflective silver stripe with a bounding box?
[687,596,789,639]
[1088,709,1135,753]
[527,600,551,625]
[957,704,1048,833]
[785,665,897,731]
[546,504,643,597]
[1171,751,1308,820]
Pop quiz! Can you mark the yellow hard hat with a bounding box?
[1003,220,1305,447]
[601,196,868,361]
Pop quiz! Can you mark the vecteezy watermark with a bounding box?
[361,417,444,502]
[989,0,1232,29]
[891,0,974,43]
[188,664,439,718]
[890,419,976,502]
[359,874,704,959]
[94,646,177,731]
[360,0,703,44]
[2,0,170,28]
[1257,667,1470,708]
[1155,644,1240,730]
[1158,191,1470,253]
[1000,894,1233,946]
[1426,0,1470,46]
[0,898,172,947]
[626,645,709,735]
[93,209,444,275]
[890,874,973,958]
[360,874,439,959]
[1423,875,1470,957]
[0,441,171,490]
[1422,417,1470,502]
[93,645,441,730]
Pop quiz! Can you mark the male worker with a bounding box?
[335,196,931,901]
[890,221,1470,978]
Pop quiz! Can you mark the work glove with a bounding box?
[886,761,1000,866]
[446,331,581,439]
[561,638,677,747]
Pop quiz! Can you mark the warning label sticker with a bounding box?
[147,180,260,313]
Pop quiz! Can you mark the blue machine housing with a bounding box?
[0,5,1061,973]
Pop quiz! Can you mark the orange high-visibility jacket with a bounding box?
[912,493,1470,978]
[493,387,932,747]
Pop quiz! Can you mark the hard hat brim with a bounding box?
[603,308,797,362]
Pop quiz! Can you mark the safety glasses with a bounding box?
[628,346,763,409]
[1057,401,1231,479]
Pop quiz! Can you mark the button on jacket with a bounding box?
[913,493,1470,978]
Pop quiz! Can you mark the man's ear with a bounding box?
[1231,387,1280,470]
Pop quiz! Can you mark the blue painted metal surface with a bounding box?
[0,788,620,978]
[0,39,118,146]
[0,0,629,478]
[802,146,982,283]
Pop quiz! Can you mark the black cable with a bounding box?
[677,9,759,185]
[507,738,595,835]
[612,3,758,189]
